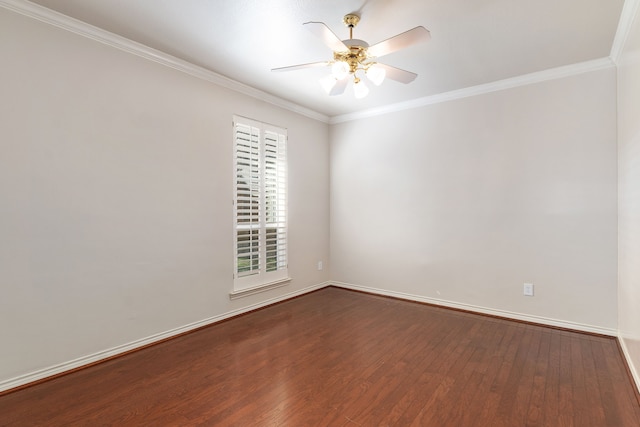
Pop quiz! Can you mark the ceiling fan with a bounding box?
[272,13,431,99]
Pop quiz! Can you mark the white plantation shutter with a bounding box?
[263,130,287,273]
[234,122,261,278]
[233,117,288,290]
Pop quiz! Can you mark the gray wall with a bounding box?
[0,7,330,386]
[617,0,640,392]
[330,69,618,332]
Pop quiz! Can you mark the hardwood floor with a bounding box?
[1,287,639,426]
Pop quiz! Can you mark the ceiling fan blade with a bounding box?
[329,78,348,96]
[303,21,349,52]
[376,63,418,84]
[367,26,431,58]
[271,61,329,72]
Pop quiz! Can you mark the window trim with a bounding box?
[231,115,289,297]
[228,277,291,300]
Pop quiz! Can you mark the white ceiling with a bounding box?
[26,0,625,118]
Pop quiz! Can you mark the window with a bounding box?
[232,116,288,295]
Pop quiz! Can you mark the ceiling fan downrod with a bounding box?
[333,14,370,76]
[343,13,360,39]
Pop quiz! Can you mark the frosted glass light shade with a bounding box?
[367,65,386,86]
[331,61,349,80]
[353,80,369,99]
[319,75,337,94]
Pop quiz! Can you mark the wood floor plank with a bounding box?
[581,338,607,426]
[526,330,551,426]
[456,319,510,426]
[474,322,522,425]
[570,334,592,427]
[492,325,537,426]
[598,338,640,426]
[541,331,561,426]
[558,333,576,427]
[375,312,474,425]
[510,327,543,426]
[416,324,486,426]
[1,287,639,426]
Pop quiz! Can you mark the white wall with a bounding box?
[617,2,640,390]
[330,69,618,331]
[0,8,330,387]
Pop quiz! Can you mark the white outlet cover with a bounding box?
[524,283,534,296]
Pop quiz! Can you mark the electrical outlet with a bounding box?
[523,283,534,296]
[317,261,323,271]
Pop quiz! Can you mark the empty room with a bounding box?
[1,0,639,425]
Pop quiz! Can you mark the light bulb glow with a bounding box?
[331,61,349,80]
[353,79,369,99]
[319,75,337,94]
[367,64,386,86]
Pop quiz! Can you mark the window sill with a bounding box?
[229,278,292,300]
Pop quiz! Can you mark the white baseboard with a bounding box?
[2,281,622,394]
[618,333,640,394]
[330,281,618,337]
[0,281,329,393]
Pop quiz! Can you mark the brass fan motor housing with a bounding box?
[334,47,369,74]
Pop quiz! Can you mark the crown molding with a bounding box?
[330,57,615,124]
[610,0,640,64]
[0,0,330,124]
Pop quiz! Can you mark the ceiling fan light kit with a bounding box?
[353,77,369,99]
[367,65,386,86]
[272,13,431,99]
[331,61,350,80]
